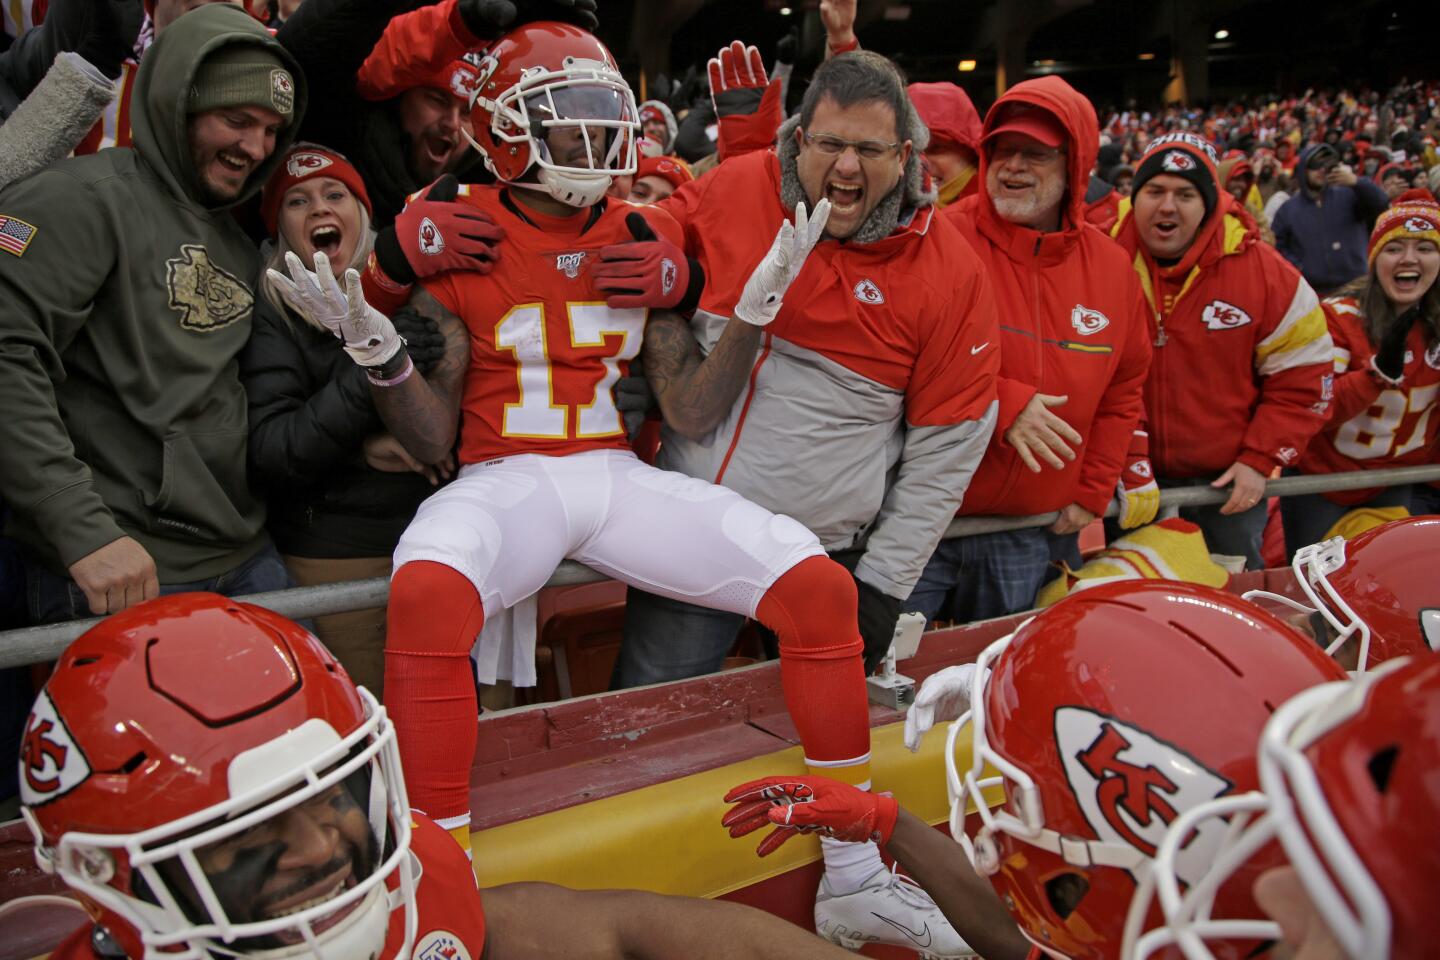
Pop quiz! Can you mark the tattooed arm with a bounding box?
[367,286,469,465]
[642,311,763,441]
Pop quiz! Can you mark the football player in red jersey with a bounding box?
[268,19,876,899]
[723,580,1352,960]
[18,593,865,960]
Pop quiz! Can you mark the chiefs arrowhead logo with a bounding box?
[1162,150,1196,173]
[1201,299,1253,331]
[418,218,444,256]
[1426,342,1440,370]
[20,691,91,807]
[450,62,481,101]
[1057,707,1232,883]
[166,244,252,332]
[1404,216,1436,233]
[660,257,677,295]
[285,152,332,177]
[853,279,885,305]
[414,930,472,960]
[1071,304,1110,335]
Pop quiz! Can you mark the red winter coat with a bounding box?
[1113,194,1334,479]
[944,76,1152,517]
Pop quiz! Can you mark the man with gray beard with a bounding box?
[909,76,1154,624]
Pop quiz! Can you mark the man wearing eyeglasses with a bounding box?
[596,47,998,957]
[909,76,1153,625]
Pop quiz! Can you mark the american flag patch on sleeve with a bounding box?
[0,216,38,257]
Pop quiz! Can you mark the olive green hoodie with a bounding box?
[0,4,305,581]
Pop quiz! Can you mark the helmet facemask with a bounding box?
[1124,674,1392,960]
[1244,537,1373,671]
[469,57,638,208]
[25,689,417,960]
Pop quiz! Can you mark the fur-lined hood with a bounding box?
[774,105,935,244]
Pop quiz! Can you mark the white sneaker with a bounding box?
[814,865,977,958]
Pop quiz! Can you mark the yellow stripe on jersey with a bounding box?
[470,719,1002,898]
[1256,281,1332,375]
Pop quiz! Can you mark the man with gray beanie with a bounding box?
[596,44,1001,957]
[0,4,304,623]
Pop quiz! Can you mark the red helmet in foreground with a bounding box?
[19,593,416,960]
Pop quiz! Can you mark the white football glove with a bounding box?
[269,251,403,369]
[734,199,831,327]
[903,663,989,753]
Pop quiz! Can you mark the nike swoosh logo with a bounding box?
[872,913,932,948]
[971,342,989,355]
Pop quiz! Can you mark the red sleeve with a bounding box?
[1238,255,1334,473]
[716,79,785,162]
[1073,278,1153,515]
[1324,305,1386,423]
[655,172,712,255]
[355,0,479,101]
[994,376,1040,436]
[904,249,999,426]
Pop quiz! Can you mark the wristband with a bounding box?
[827,35,859,55]
[366,353,414,387]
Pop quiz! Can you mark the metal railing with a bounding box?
[1,463,1436,669]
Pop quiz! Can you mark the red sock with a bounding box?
[755,556,870,767]
[384,560,486,822]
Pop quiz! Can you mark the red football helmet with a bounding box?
[1244,516,1440,672]
[466,21,638,207]
[946,580,1346,960]
[1132,653,1440,960]
[19,593,416,960]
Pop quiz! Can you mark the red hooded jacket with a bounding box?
[1113,193,1334,478]
[943,76,1152,518]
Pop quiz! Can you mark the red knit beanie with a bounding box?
[634,155,693,191]
[260,143,372,235]
[1368,201,1440,267]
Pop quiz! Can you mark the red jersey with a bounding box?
[423,189,685,465]
[48,813,486,959]
[1299,297,1440,505]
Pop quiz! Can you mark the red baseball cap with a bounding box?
[983,105,1067,148]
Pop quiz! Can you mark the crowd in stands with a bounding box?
[1,0,1439,954]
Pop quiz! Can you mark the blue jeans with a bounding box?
[1279,480,1416,560]
[26,541,294,626]
[907,527,1055,625]
[612,588,747,688]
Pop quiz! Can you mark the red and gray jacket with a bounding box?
[1114,193,1334,479]
[656,141,999,600]
[944,76,1153,518]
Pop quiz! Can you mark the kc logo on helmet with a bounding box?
[19,690,91,807]
[853,279,885,305]
[1202,299,1253,330]
[286,152,332,177]
[1057,707,1232,884]
[450,62,481,101]
[415,929,472,960]
[1071,304,1110,335]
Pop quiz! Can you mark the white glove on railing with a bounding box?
[734,198,831,326]
[904,663,989,753]
[269,251,403,369]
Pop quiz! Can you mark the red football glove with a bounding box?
[1116,429,1160,529]
[373,174,504,287]
[595,213,704,312]
[721,775,899,857]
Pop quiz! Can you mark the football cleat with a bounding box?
[814,865,977,958]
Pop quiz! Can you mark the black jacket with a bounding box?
[281,0,487,226]
[241,294,437,559]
